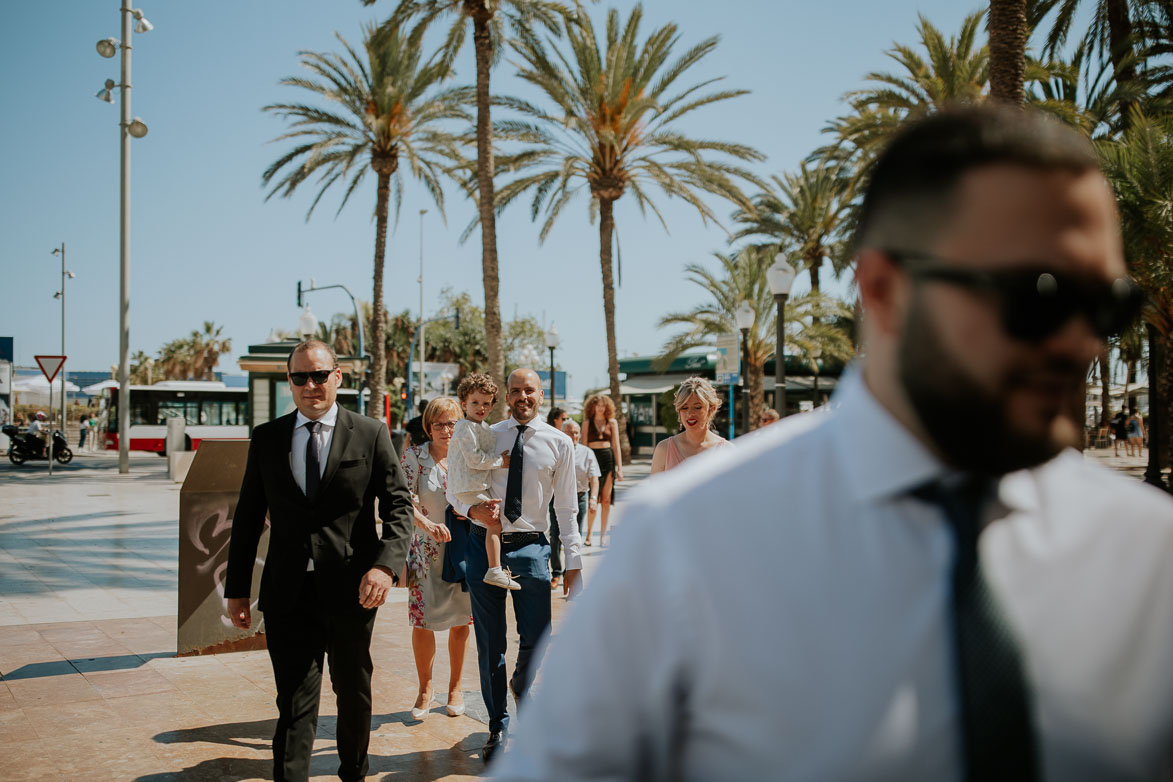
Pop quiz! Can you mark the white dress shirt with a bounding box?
[494,369,1173,782]
[290,403,338,494]
[447,416,583,571]
[572,443,601,495]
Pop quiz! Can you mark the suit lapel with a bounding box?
[318,406,353,496]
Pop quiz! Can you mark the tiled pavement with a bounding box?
[0,452,650,781]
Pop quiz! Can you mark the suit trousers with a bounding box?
[465,532,551,734]
[263,573,377,782]
[547,493,586,578]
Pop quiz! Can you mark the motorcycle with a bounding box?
[2,424,73,465]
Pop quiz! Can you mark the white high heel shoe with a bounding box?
[410,694,434,721]
[445,694,466,717]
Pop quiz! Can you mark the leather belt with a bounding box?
[469,525,541,545]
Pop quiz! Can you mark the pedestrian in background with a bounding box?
[400,396,473,721]
[650,377,728,474]
[545,407,570,587]
[581,394,622,546]
[495,105,1173,780]
[561,419,600,552]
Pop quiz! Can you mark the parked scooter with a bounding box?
[1,424,73,465]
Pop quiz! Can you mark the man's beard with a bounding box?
[898,294,1083,475]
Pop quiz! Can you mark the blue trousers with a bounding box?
[465,531,551,733]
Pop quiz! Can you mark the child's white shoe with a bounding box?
[484,566,521,591]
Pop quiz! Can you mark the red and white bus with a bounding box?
[100,381,249,452]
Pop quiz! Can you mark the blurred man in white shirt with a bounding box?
[494,105,1173,781]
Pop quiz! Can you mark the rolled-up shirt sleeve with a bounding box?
[555,439,583,570]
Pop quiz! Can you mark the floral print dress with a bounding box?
[401,444,472,631]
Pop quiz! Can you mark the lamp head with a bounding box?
[545,323,560,350]
[298,305,319,340]
[127,117,149,138]
[131,9,153,33]
[734,300,755,331]
[95,79,116,103]
[96,37,118,58]
[66,271,76,279]
[53,291,62,300]
[767,253,798,297]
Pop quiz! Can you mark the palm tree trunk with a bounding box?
[749,360,764,431]
[1099,348,1112,426]
[369,170,391,419]
[473,9,505,418]
[807,254,820,294]
[1144,323,1168,489]
[599,197,631,463]
[988,0,1027,104]
[1106,0,1137,124]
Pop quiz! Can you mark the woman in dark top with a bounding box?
[582,394,622,547]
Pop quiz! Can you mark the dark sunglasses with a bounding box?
[289,369,336,386]
[887,251,1144,342]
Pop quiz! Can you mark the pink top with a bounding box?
[664,434,729,471]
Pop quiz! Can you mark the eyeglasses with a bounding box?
[431,421,457,431]
[289,369,336,386]
[886,251,1144,342]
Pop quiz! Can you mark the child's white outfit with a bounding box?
[448,418,519,590]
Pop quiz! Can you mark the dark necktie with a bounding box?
[912,477,1038,781]
[504,425,527,522]
[304,420,321,501]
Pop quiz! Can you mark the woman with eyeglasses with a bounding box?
[399,397,472,720]
[651,377,730,475]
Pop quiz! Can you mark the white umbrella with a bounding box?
[82,379,120,395]
[13,376,81,393]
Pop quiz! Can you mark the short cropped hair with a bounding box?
[457,372,498,402]
[423,397,462,437]
[287,339,338,371]
[853,104,1101,252]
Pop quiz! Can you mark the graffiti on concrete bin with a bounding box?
[177,440,268,656]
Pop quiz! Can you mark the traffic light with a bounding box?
[400,388,407,401]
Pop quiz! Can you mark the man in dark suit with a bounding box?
[226,339,413,782]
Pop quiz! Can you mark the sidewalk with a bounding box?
[0,452,650,781]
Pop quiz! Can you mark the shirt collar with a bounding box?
[295,402,339,430]
[507,416,540,431]
[831,366,947,503]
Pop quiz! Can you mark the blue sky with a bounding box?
[1,1,985,396]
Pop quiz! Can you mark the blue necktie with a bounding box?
[504,425,527,522]
[912,477,1038,781]
[304,421,321,501]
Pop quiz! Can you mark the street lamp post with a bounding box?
[297,280,365,414]
[418,209,427,409]
[545,323,560,403]
[811,345,822,407]
[96,1,153,474]
[51,244,75,437]
[734,300,755,437]
[766,253,797,417]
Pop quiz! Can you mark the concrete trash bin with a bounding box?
[177,439,268,656]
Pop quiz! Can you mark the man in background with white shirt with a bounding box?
[447,367,582,763]
[494,105,1173,780]
[226,340,413,782]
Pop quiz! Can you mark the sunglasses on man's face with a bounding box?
[289,369,336,386]
[887,251,1144,342]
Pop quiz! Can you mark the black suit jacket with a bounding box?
[225,406,413,615]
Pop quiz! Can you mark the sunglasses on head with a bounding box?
[289,369,336,386]
[887,251,1144,342]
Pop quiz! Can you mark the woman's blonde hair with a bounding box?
[423,397,463,437]
[674,377,722,426]
[583,394,616,420]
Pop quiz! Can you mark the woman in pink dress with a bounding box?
[651,377,729,474]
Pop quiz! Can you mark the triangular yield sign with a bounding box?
[35,355,67,383]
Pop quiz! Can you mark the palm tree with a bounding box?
[731,161,854,294]
[1036,0,1143,118]
[1098,106,1173,488]
[371,0,574,419]
[497,3,765,458]
[989,0,1029,103]
[262,24,469,418]
[823,12,989,167]
[188,322,232,381]
[656,248,854,429]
